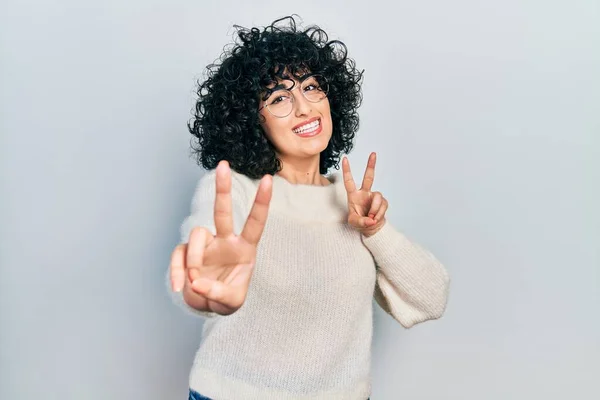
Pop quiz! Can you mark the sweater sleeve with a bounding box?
[362,220,450,328]
[167,169,251,319]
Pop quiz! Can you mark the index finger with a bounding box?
[342,157,357,194]
[240,175,273,245]
[214,160,233,238]
[361,152,376,191]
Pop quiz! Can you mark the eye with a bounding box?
[269,92,291,105]
[303,78,321,92]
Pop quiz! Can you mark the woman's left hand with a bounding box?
[342,152,388,237]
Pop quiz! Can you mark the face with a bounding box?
[258,73,333,163]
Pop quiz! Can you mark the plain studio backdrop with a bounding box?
[1,1,598,399]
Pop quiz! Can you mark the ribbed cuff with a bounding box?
[361,220,407,261]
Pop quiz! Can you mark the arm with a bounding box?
[339,153,450,328]
[362,221,450,328]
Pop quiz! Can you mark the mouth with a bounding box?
[292,117,322,138]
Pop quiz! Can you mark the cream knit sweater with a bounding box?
[168,168,450,400]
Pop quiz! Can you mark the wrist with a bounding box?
[362,218,386,237]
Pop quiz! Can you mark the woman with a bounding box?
[168,16,450,400]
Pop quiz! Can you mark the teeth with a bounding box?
[293,119,320,134]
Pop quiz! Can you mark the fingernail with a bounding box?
[171,279,182,292]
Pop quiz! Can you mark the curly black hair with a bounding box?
[188,15,364,179]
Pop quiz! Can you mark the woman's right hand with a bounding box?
[169,160,273,316]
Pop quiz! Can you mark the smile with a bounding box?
[292,118,322,137]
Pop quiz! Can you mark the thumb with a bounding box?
[350,214,375,228]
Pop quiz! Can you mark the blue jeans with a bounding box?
[188,389,212,400]
[188,389,370,399]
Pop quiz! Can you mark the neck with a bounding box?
[276,156,329,186]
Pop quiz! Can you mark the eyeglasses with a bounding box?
[258,74,329,118]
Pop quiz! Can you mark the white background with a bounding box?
[1,0,598,399]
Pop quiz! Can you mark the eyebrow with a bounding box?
[262,80,295,101]
[261,74,315,100]
[269,83,291,92]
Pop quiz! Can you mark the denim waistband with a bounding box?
[188,388,370,400]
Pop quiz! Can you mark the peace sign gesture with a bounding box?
[169,161,273,315]
[342,152,389,237]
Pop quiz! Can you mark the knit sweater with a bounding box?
[168,168,450,400]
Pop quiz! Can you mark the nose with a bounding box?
[293,87,312,117]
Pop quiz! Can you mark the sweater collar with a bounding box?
[268,172,348,223]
